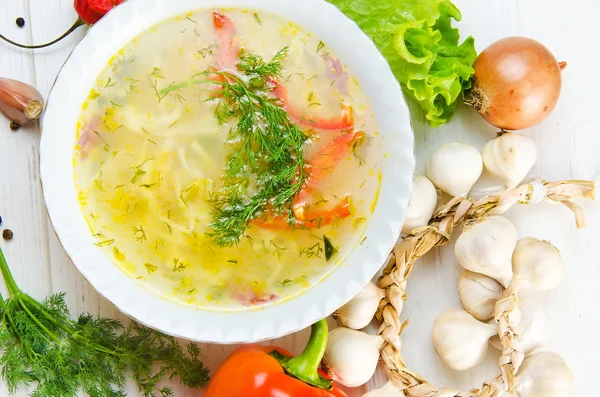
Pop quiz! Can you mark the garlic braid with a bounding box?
[374,180,595,396]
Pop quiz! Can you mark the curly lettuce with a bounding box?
[329,0,477,127]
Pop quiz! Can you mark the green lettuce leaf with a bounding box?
[329,0,477,127]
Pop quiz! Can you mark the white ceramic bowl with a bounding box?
[41,0,414,343]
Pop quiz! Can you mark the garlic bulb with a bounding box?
[455,216,517,287]
[432,310,497,371]
[490,296,548,353]
[402,175,438,233]
[323,327,384,387]
[458,270,504,321]
[334,282,386,329]
[0,77,44,126]
[512,237,565,291]
[482,132,537,189]
[514,352,573,397]
[363,381,405,397]
[425,142,483,197]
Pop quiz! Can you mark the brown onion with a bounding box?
[464,37,565,130]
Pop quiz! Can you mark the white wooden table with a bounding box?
[1,1,599,396]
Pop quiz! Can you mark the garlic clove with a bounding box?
[512,237,565,291]
[458,270,504,321]
[490,295,548,353]
[432,309,497,371]
[363,381,405,397]
[425,142,483,197]
[455,216,516,287]
[323,327,384,387]
[515,352,573,397]
[333,282,386,330]
[483,132,537,189]
[402,175,438,233]
[0,77,44,126]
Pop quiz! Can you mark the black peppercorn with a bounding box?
[10,121,20,131]
[3,229,14,240]
[16,17,25,28]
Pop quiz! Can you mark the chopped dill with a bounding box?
[94,178,105,192]
[141,127,150,135]
[163,222,173,234]
[186,15,197,24]
[360,236,368,245]
[146,138,158,145]
[92,130,110,151]
[253,12,262,25]
[359,180,366,188]
[144,262,158,274]
[172,258,187,272]
[169,120,178,128]
[316,40,325,53]
[150,66,165,79]
[133,225,147,242]
[353,217,367,228]
[270,240,287,259]
[278,278,293,289]
[197,44,215,59]
[130,156,155,184]
[110,100,122,108]
[323,235,337,261]
[299,242,324,259]
[162,47,309,247]
[148,76,167,103]
[104,76,117,88]
[94,239,115,247]
[179,190,189,207]
[227,259,238,264]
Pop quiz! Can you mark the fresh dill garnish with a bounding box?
[227,259,238,264]
[0,248,209,397]
[162,47,309,247]
[253,12,262,25]
[186,15,197,24]
[163,222,173,234]
[323,235,337,261]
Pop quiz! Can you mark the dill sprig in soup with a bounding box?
[74,9,381,310]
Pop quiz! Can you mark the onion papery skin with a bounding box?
[465,37,563,130]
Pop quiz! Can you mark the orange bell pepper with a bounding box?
[204,320,347,397]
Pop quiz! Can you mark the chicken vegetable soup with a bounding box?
[74,9,382,310]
